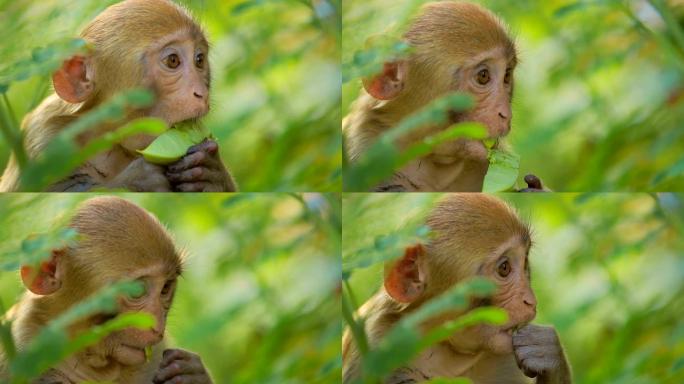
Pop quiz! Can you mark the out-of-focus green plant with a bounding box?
[342,193,514,383]
[343,193,684,383]
[0,193,341,383]
[343,0,684,191]
[0,0,341,191]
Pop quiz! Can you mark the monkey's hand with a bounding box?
[152,348,213,384]
[166,140,237,192]
[512,324,571,384]
[108,157,172,192]
[517,174,551,192]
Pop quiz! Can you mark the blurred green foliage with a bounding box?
[0,193,341,383]
[342,193,684,383]
[0,0,341,191]
[342,0,684,191]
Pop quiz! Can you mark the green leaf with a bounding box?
[1,228,78,271]
[482,148,520,192]
[0,38,87,86]
[344,93,476,191]
[362,278,501,379]
[9,281,153,382]
[18,89,163,191]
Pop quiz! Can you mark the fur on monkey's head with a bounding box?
[405,1,516,66]
[66,196,183,286]
[79,0,207,96]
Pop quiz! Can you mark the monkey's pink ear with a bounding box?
[384,243,426,303]
[20,249,63,295]
[52,55,94,103]
[362,61,407,100]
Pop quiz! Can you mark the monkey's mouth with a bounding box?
[502,324,524,336]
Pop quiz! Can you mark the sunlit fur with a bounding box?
[2,197,183,383]
[343,1,517,191]
[342,194,535,383]
[0,0,210,192]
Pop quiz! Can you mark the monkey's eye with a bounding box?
[497,260,511,277]
[161,279,175,296]
[476,69,491,85]
[164,53,181,69]
[504,68,512,85]
[195,53,205,69]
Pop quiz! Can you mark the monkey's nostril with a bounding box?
[498,112,507,119]
[193,92,203,99]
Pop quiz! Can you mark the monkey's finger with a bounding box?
[175,182,211,192]
[168,152,208,172]
[187,139,218,155]
[161,349,195,366]
[155,360,205,381]
[167,167,220,183]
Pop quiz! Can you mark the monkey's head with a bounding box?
[52,0,211,148]
[20,197,183,367]
[363,1,516,150]
[383,194,536,355]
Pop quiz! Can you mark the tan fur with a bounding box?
[342,194,532,383]
[0,0,206,192]
[1,197,182,383]
[343,1,516,191]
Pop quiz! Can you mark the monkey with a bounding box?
[342,194,572,383]
[0,197,213,383]
[344,1,537,192]
[0,0,237,192]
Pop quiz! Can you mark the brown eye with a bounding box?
[161,279,175,296]
[504,68,512,85]
[164,53,181,69]
[195,53,204,68]
[497,260,511,277]
[477,69,490,85]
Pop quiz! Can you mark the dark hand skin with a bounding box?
[518,174,548,193]
[166,140,237,192]
[152,348,213,384]
[48,158,172,192]
[513,324,572,384]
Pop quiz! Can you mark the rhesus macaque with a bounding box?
[0,197,212,383]
[0,0,237,192]
[344,1,539,192]
[342,194,572,383]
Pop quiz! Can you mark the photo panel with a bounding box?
[342,193,684,383]
[0,193,341,383]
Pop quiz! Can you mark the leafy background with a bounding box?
[343,193,684,383]
[342,0,684,191]
[0,193,341,383]
[0,0,341,191]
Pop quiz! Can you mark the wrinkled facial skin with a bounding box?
[146,30,211,128]
[89,264,178,367]
[449,47,515,140]
[448,236,536,355]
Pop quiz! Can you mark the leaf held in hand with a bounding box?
[138,127,207,165]
[483,149,520,192]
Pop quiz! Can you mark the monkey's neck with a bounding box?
[410,343,485,378]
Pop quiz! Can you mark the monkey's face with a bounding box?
[145,30,211,129]
[475,237,536,354]
[449,46,515,140]
[90,264,179,366]
[443,235,536,355]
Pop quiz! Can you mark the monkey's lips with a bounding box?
[117,344,151,365]
[501,324,525,336]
